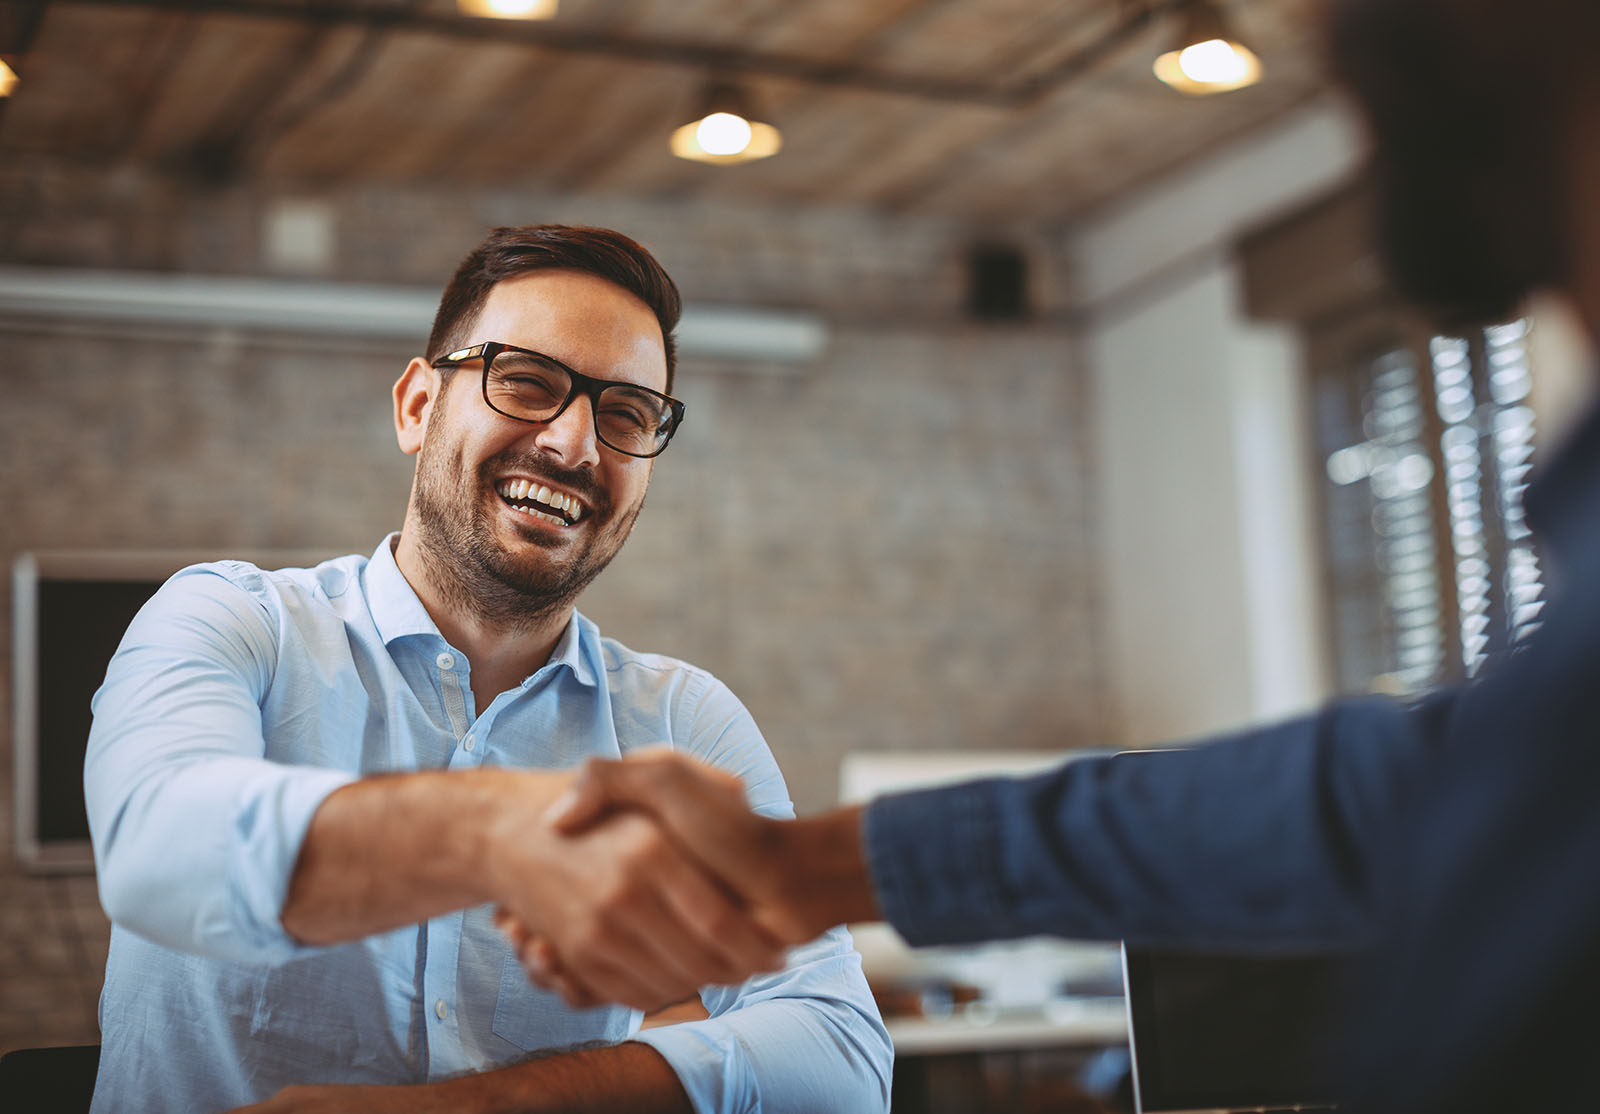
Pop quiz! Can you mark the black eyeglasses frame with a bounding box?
[430,341,686,460]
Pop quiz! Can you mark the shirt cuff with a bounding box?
[220,766,362,962]
[629,1022,756,1114]
[862,778,1009,947]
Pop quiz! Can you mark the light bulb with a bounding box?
[0,61,17,98]
[1177,38,1250,84]
[457,0,557,19]
[695,112,753,157]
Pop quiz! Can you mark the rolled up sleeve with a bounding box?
[84,568,356,964]
[632,930,892,1114]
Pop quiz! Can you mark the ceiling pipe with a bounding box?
[0,265,829,366]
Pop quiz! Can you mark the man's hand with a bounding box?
[502,752,881,1007]
[483,796,785,1011]
[548,754,820,941]
[281,767,784,1013]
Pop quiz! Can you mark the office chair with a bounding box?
[0,1044,100,1114]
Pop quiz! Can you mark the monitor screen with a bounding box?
[1123,947,1349,1112]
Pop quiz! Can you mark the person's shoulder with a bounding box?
[595,631,715,685]
[578,617,728,704]
[165,551,369,617]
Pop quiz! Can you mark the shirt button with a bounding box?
[434,999,448,1020]
[462,733,476,752]
[436,652,454,670]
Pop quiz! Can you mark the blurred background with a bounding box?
[1,0,1595,1104]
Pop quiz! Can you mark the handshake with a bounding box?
[485,752,881,1011]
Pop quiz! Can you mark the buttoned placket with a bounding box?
[436,650,489,769]
[420,646,580,1076]
[422,645,475,1076]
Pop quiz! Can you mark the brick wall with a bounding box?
[0,156,1104,1052]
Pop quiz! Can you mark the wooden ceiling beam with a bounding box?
[48,0,1191,108]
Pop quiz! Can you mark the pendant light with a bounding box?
[456,0,558,20]
[670,81,782,165]
[0,11,27,98]
[1153,0,1262,95]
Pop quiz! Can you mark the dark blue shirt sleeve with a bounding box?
[863,693,1452,953]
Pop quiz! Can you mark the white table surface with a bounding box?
[886,996,1129,1057]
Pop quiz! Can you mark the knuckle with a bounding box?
[620,835,669,877]
[598,880,637,916]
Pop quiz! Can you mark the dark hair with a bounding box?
[1324,0,1600,328]
[426,225,682,391]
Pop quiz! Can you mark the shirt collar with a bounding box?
[546,608,603,689]
[364,533,443,646]
[363,532,602,688]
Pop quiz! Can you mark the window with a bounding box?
[1239,181,1553,699]
[1311,316,1545,696]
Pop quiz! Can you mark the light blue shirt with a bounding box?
[84,536,890,1113]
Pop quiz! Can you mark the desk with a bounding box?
[887,998,1129,1114]
[888,997,1128,1057]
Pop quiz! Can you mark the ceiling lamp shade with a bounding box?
[671,81,781,165]
[1153,0,1261,95]
[0,59,17,98]
[456,0,557,19]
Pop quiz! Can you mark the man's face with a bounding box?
[406,270,667,625]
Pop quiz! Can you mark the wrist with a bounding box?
[783,805,881,936]
[477,767,577,904]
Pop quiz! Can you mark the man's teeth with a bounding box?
[495,480,583,522]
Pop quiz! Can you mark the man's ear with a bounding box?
[393,358,441,457]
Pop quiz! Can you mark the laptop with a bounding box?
[1121,945,1347,1113]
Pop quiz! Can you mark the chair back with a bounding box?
[0,1044,101,1114]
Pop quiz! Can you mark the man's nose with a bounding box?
[531,394,602,468]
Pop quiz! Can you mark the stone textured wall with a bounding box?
[0,156,1104,1052]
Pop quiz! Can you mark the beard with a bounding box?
[1327,0,1571,331]
[407,418,643,632]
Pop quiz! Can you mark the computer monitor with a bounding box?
[1122,945,1349,1113]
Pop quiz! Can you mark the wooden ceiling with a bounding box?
[0,0,1328,222]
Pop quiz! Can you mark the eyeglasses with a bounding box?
[431,341,686,459]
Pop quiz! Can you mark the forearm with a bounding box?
[282,767,569,945]
[431,1042,691,1114]
[230,1043,693,1114]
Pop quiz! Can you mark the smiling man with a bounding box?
[83,226,891,1114]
